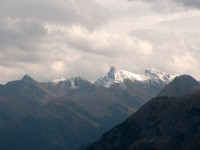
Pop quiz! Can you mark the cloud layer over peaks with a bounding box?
[0,0,200,83]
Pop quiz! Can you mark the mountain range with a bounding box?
[0,67,199,150]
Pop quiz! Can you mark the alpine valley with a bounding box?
[0,67,199,150]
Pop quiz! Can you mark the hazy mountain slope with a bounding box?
[0,95,135,150]
[87,90,200,150]
[0,99,99,150]
[41,77,95,99]
[158,75,200,97]
[0,75,55,127]
[109,79,159,108]
[0,76,137,150]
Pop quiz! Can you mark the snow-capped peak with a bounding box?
[143,68,174,83]
[108,66,143,82]
[95,67,176,88]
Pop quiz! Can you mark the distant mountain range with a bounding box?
[95,66,175,88]
[0,67,199,150]
[86,75,200,150]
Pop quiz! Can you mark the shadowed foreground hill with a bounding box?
[158,75,200,97]
[87,90,200,150]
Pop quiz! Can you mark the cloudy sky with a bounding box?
[0,0,200,83]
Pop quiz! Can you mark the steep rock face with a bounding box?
[107,66,116,80]
[87,90,200,150]
[158,75,200,97]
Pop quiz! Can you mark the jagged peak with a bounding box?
[22,74,35,81]
[107,66,116,80]
[143,68,174,83]
[106,66,142,81]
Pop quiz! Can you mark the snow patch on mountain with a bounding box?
[52,77,66,83]
[52,77,81,89]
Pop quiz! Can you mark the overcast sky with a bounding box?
[0,0,200,83]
